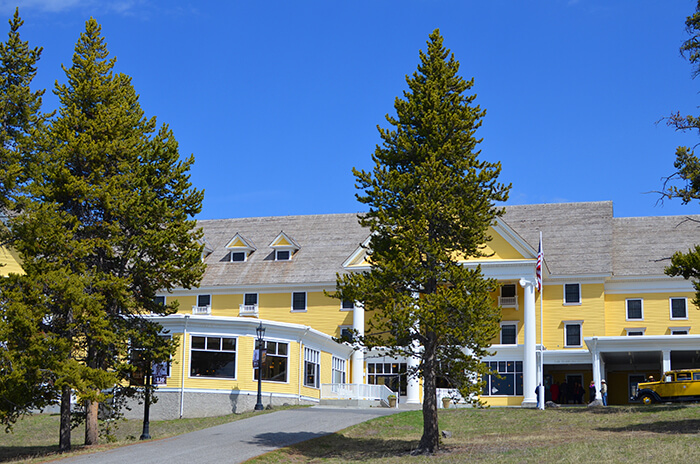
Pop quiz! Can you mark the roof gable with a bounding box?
[225,233,256,252]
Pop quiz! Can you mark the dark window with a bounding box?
[627,331,643,336]
[501,324,517,345]
[276,250,290,261]
[254,341,288,382]
[197,294,211,307]
[627,299,643,320]
[672,329,688,335]
[292,292,306,311]
[231,251,246,262]
[482,361,524,396]
[190,336,236,378]
[304,348,320,388]
[565,324,581,347]
[340,327,353,342]
[564,284,580,304]
[154,295,166,306]
[244,293,258,306]
[671,298,687,319]
[501,284,516,298]
[341,300,354,310]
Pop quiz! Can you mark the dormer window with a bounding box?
[225,233,256,263]
[269,231,300,261]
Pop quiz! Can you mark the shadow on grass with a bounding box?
[0,444,66,463]
[552,404,689,415]
[253,431,416,460]
[597,419,700,435]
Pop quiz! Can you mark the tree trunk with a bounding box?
[415,333,439,454]
[84,398,99,445]
[59,385,71,452]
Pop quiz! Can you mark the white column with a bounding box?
[351,302,365,385]
[520,278,537,408]
[591,345,601,401]
[662,349,672,373]
[406,338,421,404]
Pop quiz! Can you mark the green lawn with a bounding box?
[4,405,700,463]
[0,407,289,463]
[249,405,700,463]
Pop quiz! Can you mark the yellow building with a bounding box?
[114,202,700,415]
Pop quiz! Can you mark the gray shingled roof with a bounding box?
[501,201,614,276]
[196,202,700,287]
[197,213,367,287]
[612,215,700,277]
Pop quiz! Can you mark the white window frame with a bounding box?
[498,284,518,309]
[189,333,237,379]
[499,321,518,345]
[626,298,644,321]
[339,325,353,342]
[563,283,581,305]
[304,347,320,389]
[670,326,690,335]
[564,321,583,348]
[291,292,307,312]
[332,356,346,384]
[253,339,290,383]
[625,327,646,336]
[670,297,688,320]
[340,299,355,311]
[275,249,291,261]
[230,251,247,262]
[193,294,212,315]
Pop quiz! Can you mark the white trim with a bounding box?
[253,339,290,384]
[499,321,519,345]
[625,327,646,336]
[669,297,689,320]
[625,298,644,321]
[670,326,690,335]
[562,283,581,305]
[605,276,693,294]
[291,291,307,312]
[188,333,238,381]
[563,320,583,348]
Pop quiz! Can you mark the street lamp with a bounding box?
[254,321,265,411]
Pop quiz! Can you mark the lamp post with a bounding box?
[140,360,152,440]
[254,321,265,411]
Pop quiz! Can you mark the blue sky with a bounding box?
[4,0,700,220]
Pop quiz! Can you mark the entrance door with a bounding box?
[566,374,584,404]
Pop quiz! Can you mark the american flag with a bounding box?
[536,233,543,292]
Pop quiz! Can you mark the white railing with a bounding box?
[192,305,211,315]
[498,296,518,308]
[239,304,259,316]
[437,388,478,408]
[321,383,397,407]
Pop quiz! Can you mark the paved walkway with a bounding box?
[53,406,407,464]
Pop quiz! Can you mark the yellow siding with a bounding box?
[490,285,525,345]
[605,291,697,336]
[0,246,23,276]
[461,227,526,261]
[175,295,196,314]
[540,283,605,349]
[259,292,352,337]
[212,293,242,318]
[273,236,292,246]
[482,396,524,406]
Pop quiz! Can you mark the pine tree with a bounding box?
[0,8,55,432]
[336,29,509,454]
[663,1,700,306]
[4,18,204,450]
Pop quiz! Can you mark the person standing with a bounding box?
[601,379,608,406]
[589,380,596,402]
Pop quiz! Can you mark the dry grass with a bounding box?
[248,404,700,463]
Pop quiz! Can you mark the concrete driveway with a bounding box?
[53,406,405,464]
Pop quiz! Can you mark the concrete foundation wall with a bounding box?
[120,390,316,421]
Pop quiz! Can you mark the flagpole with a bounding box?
[537,232,545,410]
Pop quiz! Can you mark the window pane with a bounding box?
[244,293,258,306]
[231,252,245,262]
[198,294,211,307]
[277,250,290,260]
[671,299,687,318]
[292,292,306,310]
[368,364,375,374]
[566,324,581,346]
[222,338,236,351]
[154,295,166,306]
[341,300,354,309]
[207,337,221,350]
[491,373,515,395]
[515,361,523,372]
[506,361,515,373]
[190,351,235,378]
[501,284,516,298]
[564,284,580,304]
[502,325,516,344]
[191,336,205,350]
[277,343,287,356]
[498,361,506,373]
[627,300,642,319]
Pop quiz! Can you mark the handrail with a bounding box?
[321,383,397,407]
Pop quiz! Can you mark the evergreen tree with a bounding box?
[0,8,56,432]
[4,18,204,450]
[336,30,509,454]
[663,1,700,306]
[0,7,46,210]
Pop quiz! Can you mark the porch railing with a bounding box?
[321,383,397,407]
